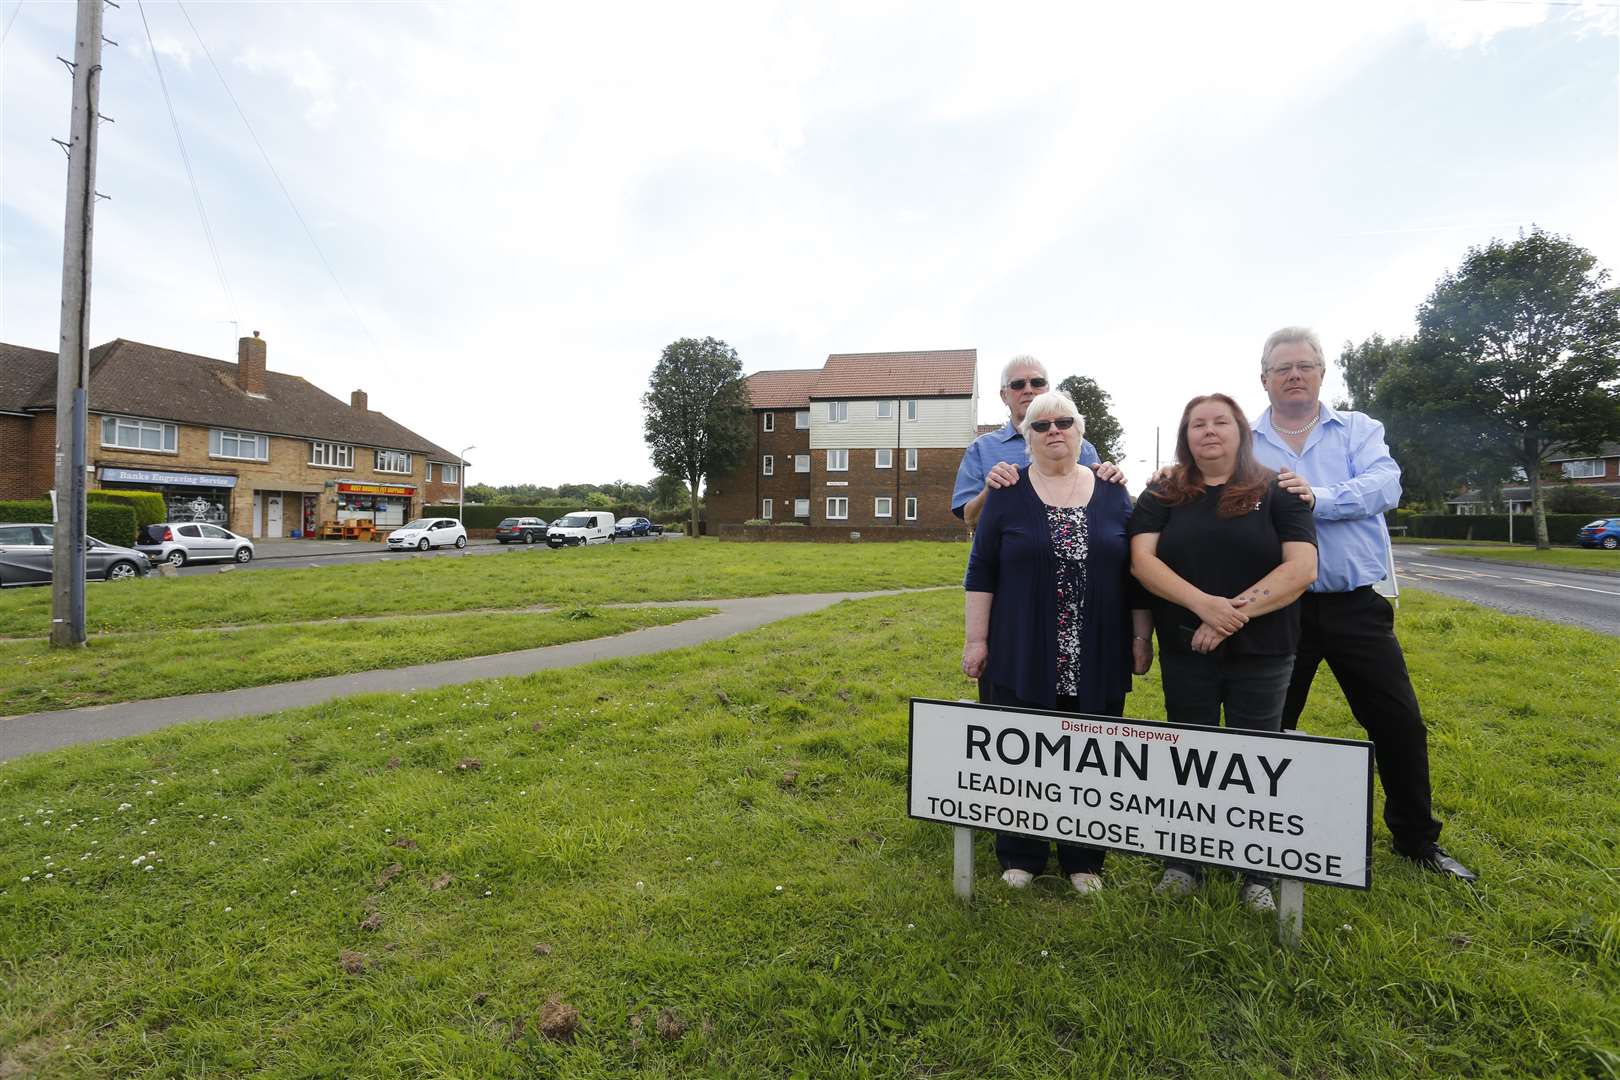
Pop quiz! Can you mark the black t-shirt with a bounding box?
[1128,476,1317,656]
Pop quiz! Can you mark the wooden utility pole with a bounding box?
[50,0,106,647]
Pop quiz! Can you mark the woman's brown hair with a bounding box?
[1149,393,1273,518]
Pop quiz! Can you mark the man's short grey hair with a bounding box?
[1260,326,1325,373]
[1001,354,1049,388]
[1018,390,1084,442]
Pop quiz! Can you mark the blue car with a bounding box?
[1576,517,1620,550]
[614,516,652,538]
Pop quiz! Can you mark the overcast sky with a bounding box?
[3,1,1616,487]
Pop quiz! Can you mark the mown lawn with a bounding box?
[0,589,1615,1078]
[1428,545,1620,573]
[0,539,968,638]
[0,606,713,715]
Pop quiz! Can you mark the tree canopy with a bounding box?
[642,337,752,535]
[1055,374,1125,464]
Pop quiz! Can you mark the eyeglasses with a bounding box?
[1005,377,1048,391]
[1028,416,1076,433]
[1266,362,1322,377]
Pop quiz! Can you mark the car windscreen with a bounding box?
[555,515,590,528]
[400,519,433,531]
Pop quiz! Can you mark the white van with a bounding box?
[546,510,616,548]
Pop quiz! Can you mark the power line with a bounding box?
[136,0,238,329]
[176,0,387,376]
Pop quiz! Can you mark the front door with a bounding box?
[266,495,283,537]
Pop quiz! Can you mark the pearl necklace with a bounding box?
[1273,413,1320,437]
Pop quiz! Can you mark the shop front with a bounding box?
[98,466,237,526]
[334,481,415,528]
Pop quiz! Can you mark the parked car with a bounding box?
[1577,517,1620,550]
[387,518,468,551]
[614,516,652,538]
[0,523,151,586]
[547,511,615,547]
[136,522,255,567]
[495,516,548,544]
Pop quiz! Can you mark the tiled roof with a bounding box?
[812,350,977,398]
[745,369,821,410]
[7,338,458,460]
[0,342,58,412]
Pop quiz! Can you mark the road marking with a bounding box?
[1508,576,1620,597]
[1402,561,1488,578]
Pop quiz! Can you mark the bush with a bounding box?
[1403,513,1595,545]
[0,499,137,544]
[1545,484,1620,515]
[88,489,167,530]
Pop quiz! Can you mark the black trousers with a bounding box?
[982,684,1123,876]
[1282,587,1443,855]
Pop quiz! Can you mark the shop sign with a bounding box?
[99,466,236,488]
[336,482,414,496]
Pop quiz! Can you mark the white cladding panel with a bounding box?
[809,396,979,449]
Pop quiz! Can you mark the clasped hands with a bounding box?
[1189,593,1252,654]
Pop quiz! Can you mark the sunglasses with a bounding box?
[1029,416,1076,433]
[1005,377,1047,391]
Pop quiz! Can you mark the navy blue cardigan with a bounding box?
[964,469,1138,711]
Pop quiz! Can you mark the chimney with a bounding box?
[350,389,369,411]
[237,332,267,396]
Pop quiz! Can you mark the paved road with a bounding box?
[175,533,675,577]
[1392,547,1618,636]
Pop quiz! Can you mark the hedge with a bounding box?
[1400,513,1596,546]
[88,489,167,530]
[0,499,137,543]
[426,503,668,530]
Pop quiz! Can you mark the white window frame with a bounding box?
[874,497,892,518]
[439,463,459,484]
[828,401,848,423]
[762,412,775,432]
[826,497,849,520]
[794,454,810,473]
[875,448,893,469]
[877,400,894,419]
[905,496,918,520]
[794,498,810,518]
[310,441,354,469]
[827,449,848,472]
[376,449,413,474]
[761,498,773,520]
[100,415,177,454]
[1562,458,1604,479]
[905,399,918,421]
[905,447,918,471]
[209,428,269,461]
[763,455,774,476]
[795,410,810,430]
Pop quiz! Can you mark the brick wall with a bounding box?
[719,523,968,542]
[0,415,46,500]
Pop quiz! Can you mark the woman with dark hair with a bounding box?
[1128,393,1318,912]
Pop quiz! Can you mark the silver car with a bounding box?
[0,523,152,586]
[135,522,256,567]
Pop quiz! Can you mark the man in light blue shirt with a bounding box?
[952,355,1113,528]
[1252,326,1475,882]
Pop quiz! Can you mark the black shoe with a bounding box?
[1401,845,1478,882]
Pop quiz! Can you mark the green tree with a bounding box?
[1416,228,1620,547]
[650,472,692,516]
[462,483,498,505]
[642,337,751,536]
[1054,374,1125,464]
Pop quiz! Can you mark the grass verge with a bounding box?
[0,607,714,715]
[0,589,1615,1077]
[1426,546,1619,572]
[0,540,965,638]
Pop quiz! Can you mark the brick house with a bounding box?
[707,349,980,530]
[0,335,465,537]
[1445,442,1620,513]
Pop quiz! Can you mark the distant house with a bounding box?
[0,334,465,536]
[706,349,980,530]
[1445,442,1620,514]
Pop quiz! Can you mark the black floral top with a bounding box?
[1046,504,1089,696]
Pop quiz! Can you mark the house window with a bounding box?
[828,401,848,423]
[794,454,810,473]
[794,498,809,518]
[762,412,775,432]
[763,455,774,476]
[905,399,918,421]
[1562,458,1604,479]
[875,497,892,518]
[877,400,893,419]
[209,429,269,461]
[310,441,354,469]
[100,415,177,453]
[905,496,918,520]
[795,410,810,430]
[376,450,413,474]
[875,448,893,469]
[827,449,848,472]
[439,463,459,484]
[826,497,849,520]
[761,498,773,520]
[905,447,918,471]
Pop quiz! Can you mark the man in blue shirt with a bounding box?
[1252,326,1476,882]
[952,355,1118,527]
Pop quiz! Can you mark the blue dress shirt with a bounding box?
[1252,404,1401,593]
[951,421,1100,518]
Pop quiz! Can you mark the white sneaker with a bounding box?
[1069,872,1103,895]
[1000,868,1034,889]
[1155,868,1198,896]
[1240,882,1276,914]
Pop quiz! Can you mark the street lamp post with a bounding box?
[458,445,475,524]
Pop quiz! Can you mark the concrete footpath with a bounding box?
[0,590,915,762]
